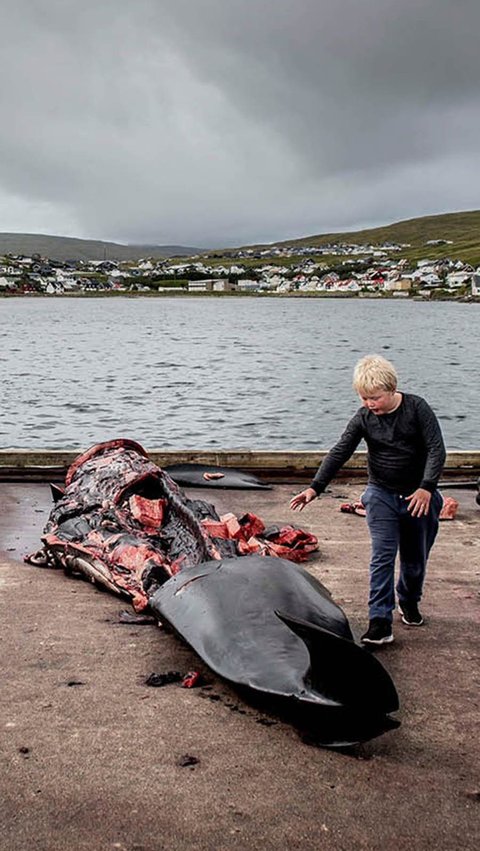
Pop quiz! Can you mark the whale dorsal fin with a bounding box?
[50,483,65,503]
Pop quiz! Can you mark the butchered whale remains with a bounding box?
[26,438,400,746]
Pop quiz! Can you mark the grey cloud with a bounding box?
[0,0,479,246]
[157,0,480,170]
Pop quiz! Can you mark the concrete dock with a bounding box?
[1,480,479,850]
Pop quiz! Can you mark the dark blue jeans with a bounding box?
[361,484,443,622]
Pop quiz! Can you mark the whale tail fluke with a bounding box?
[275,610,399,715]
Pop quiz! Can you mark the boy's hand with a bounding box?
[406,488,431,517]
[290,487,317,511]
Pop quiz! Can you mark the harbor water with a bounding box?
[0,296,477,450]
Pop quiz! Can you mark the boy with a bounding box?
[290,354,446,645]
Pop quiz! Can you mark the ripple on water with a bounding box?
[0,297,478,449]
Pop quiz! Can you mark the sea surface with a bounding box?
[0,296,478,450]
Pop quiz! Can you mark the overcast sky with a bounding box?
[1,0,479,247]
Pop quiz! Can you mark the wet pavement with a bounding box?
[1,481,479,851]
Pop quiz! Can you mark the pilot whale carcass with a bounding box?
[163,462,272,490]
[150,556,399,746]
[27,439,399,746]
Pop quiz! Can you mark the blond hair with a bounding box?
[353,355,398,394]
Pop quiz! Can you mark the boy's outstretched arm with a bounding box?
[290,414,363,512]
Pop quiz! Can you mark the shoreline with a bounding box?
[1,290,479,302]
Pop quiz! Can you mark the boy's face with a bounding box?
[359,388,397,415]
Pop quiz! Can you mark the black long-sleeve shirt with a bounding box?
[310,393,446,496]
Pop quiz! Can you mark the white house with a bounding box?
[446,271,471,288]
[237,280,261,291]
[46,281,64,294]
[338,280,361,292]
[264,274,285,289]
[418,273,442,287]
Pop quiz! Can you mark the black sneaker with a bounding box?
[398,602,424,626]
[361,618,394,645]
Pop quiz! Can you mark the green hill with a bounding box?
[275,210,480,265]
[1,210,479,265]
[0,233,201,261]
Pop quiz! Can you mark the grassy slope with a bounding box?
[1,210,479,265]
[0,233,201,261]
[275,210,480,265]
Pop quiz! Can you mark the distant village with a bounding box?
[1,237,479,298]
